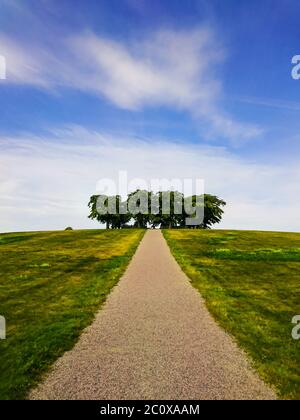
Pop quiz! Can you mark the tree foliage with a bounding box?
[88,191,226,229]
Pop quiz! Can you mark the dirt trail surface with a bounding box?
[30,230,275,400]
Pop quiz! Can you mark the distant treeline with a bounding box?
[88,190,226,229]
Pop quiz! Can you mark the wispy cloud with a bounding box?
[0,35,49,87]
[0,125,298,232]
[0,27,262,143]
[68,29,221,110]
[236,95,300,111]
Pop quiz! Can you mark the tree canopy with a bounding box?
[88,190,226,229]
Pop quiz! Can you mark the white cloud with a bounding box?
[0,35,54,88]
[0,126,298,232]
[67,29,221,110]
[0,28,262,143]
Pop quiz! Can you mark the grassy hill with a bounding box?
[1,228,299,399]
[0,229,145,400]
[164,229,300,399]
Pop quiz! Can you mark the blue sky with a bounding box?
[0,0,300,231]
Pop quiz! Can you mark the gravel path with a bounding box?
[30,230,275,400]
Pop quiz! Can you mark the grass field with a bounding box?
[0,229,144,400]
[163,229,300,400]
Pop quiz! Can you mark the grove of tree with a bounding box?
[88,190,226,229]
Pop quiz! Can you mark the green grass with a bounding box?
[163,229,300,400]
[0,229,144,400]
